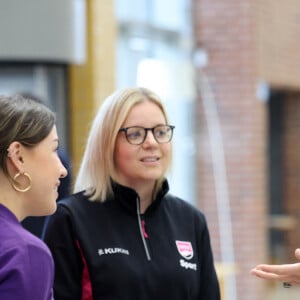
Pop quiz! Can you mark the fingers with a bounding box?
[254,263,295,275]
[251,258,300,285]
[295,248,300,260]
[252,264,282,274]
[250,267,280,280]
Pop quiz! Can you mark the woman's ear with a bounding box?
[7,141,25,172]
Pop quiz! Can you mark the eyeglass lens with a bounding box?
[125,125,174,145]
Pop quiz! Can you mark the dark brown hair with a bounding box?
[0,94,55,177]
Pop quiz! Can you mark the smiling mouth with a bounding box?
[141,157,159,162]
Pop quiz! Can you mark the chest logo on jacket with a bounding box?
[98,247,130,256]
[175,240,193,259]
[176,241,197,271]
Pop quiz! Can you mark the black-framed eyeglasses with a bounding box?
[119,125,175,145]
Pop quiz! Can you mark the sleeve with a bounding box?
[0,244,54,300]
[43,204,83,300]
[198,215,221,300]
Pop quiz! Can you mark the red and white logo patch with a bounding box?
[175,240,194,260]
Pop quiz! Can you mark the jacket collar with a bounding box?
[111,179,169,215]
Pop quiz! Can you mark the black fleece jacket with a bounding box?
[43,180,220,300]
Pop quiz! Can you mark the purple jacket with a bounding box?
[0,204,54,300]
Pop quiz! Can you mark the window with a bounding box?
[115,0,196,203]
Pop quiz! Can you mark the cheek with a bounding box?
[161,144,172,170]
[162,143,171,158]
[114,142,134,171]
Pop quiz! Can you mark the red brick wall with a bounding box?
[193,0,300,299]
[256,1,300,89]
[193,1,268,299]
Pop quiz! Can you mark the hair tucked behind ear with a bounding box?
[0,94,55,178]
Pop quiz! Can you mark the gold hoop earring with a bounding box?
[12,172,32,192]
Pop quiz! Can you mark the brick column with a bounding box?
[193,1,268,299]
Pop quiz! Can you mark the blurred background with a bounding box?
[1,0,300,299]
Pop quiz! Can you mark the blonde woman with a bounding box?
[44,87,220,300]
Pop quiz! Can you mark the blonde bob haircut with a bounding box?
[74,87,172,202]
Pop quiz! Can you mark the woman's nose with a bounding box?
[143,130,158,146]
[60,163,68,178]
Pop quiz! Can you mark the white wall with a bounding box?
[0,0,86,64]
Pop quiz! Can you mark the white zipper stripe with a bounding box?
[136,197,151,261]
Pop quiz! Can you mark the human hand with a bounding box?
[250,248,300,285]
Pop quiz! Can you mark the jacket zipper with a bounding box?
[136,197,151,261]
